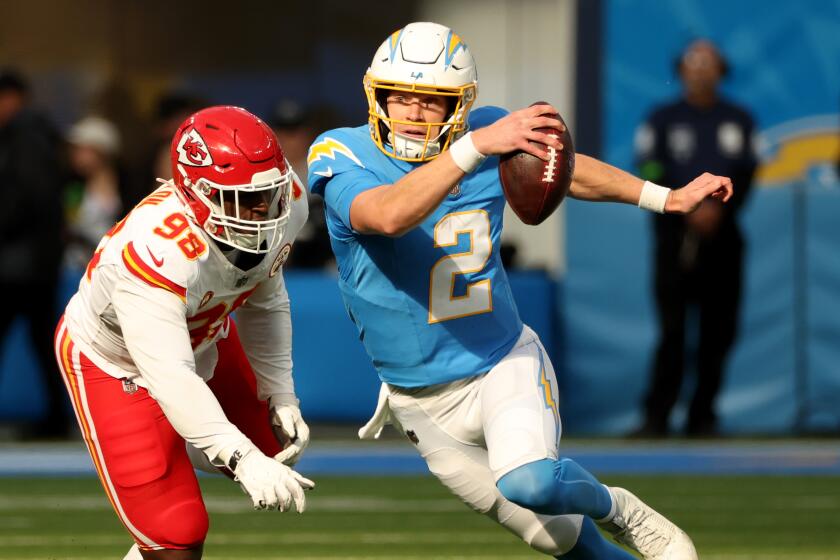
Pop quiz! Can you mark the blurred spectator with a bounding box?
[137,92,206,201]
[500,241,519,270]
[90,80,150,210]
[63,116,123,270]
[0,68,69,438]
[633,40,757,437]
[270,99,334,269]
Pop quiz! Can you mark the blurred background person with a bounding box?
[89,81,149,211]
[271,98,335,269]
[136,91,206,204]
[0,67,68,438]
[632,39,757,438]
[63,115,122,272]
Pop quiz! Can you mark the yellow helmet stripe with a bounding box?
[444,31,464,67]
[388,28,405,62]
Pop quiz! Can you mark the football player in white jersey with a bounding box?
[54,106,314,560]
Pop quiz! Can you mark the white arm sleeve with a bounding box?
[235,270,297,405]
[112,274,251,466]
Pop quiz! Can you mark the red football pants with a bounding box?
[53,316,281,550]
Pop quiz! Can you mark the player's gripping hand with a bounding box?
[471,103,565,161]
[233,446,315,512]
[272,404,310,466]
[665,172,734,214]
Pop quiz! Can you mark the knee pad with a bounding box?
[497,459,557,512]
[157,499,209,549]
[554,457,612,519]
[498,458,611,518]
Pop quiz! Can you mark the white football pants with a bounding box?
[363,325,583,556]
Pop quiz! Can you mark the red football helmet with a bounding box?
[171,106,293,254]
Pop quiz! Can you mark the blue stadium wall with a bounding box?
[563,0,840,434]
[3,0,840,436]
[0,270,557,424]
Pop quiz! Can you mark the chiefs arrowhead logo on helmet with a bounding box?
[177,128,213,167]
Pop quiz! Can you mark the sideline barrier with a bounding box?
[0,269,557,423]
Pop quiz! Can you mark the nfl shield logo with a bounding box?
[121,378,139,395]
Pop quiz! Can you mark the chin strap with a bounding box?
[388,131,442,160]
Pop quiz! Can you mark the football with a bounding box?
[499,102,575,225]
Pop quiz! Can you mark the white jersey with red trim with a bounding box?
[63,178,308,465]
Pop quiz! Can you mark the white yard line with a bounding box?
[4,492,839,514]
[0,494,465,513]
[0,531,518,547]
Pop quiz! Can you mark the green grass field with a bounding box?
[0,475,838,559]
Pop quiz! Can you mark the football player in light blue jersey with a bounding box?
[308,22,732,560]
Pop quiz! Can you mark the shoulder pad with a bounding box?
[119,206,205,302]
[286,173,310,242]
[290,169,308,205]
[307,129,368,196]
[469,106,509,130]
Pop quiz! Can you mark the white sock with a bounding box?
[123,544,143,560]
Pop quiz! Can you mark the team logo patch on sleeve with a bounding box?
[307,137,364,177]
[176,128,213,167]
[270,243,292,277]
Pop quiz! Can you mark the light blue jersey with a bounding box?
[308,106,523,388]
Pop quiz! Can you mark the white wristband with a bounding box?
[448,132,486,174]
[638,181,671,213]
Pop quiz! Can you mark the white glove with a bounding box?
[271,404,310,466]
[232,446,315,511]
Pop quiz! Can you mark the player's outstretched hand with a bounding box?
[471,103,565,161]
[233,447,315,512]
[666,172,734,214]
[272,404,310,466]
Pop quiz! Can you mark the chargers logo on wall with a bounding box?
[756,115,839,186]
[177,129,213,167]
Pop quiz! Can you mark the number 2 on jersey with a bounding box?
[428,210,493,324]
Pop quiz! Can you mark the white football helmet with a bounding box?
[364,22,478,162]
